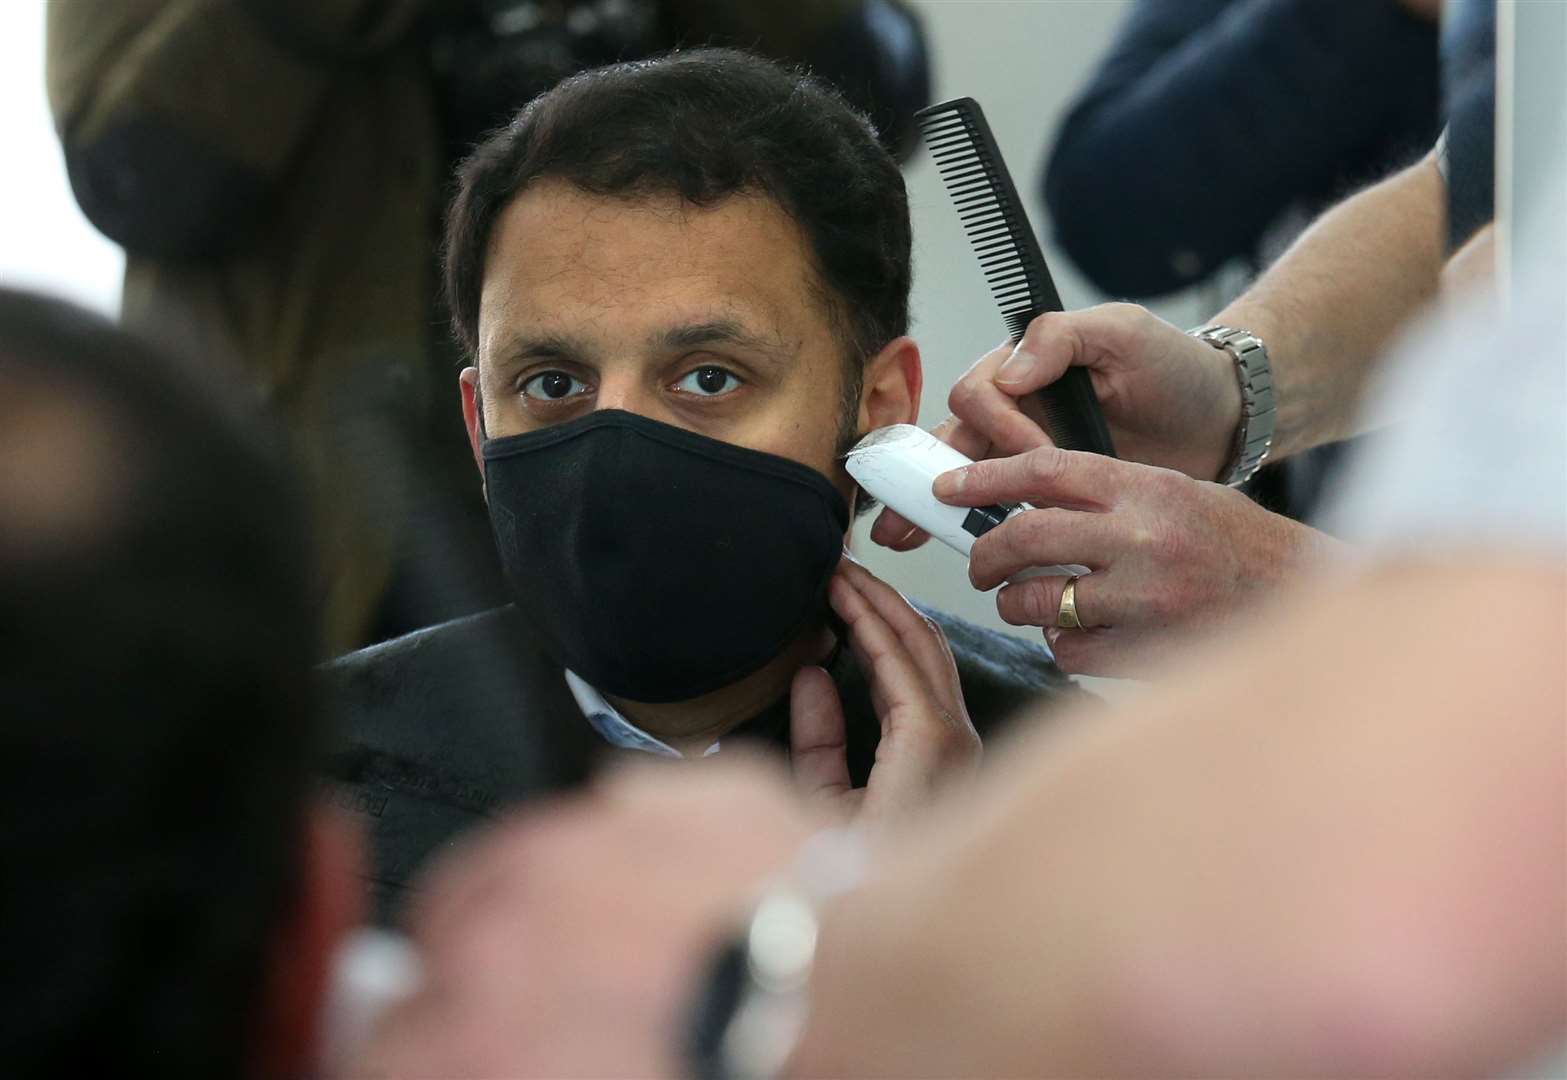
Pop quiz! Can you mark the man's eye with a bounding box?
[520,370,590,400]
[674,365,742,397]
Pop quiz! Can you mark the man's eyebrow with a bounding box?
[490,333,590,368]
[654,319,792,364]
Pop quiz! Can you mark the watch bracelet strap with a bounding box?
[1190,324,1276,486]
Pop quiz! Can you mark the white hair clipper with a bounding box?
[846,425,1088,579]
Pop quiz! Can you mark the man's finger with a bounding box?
[868,506,928,550]
[829,572,926,717]
[933,444,1118,511]
[828,577,981,822]
[829,571,952,744]
[994,571,1113,631]
[789,666,852,805]
[967,507,1110,591]
[947,365,1056,458]
[996,303,1148,394]
[830,571,974,767]
[837,559,963,718]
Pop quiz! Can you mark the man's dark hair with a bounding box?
[0,290,321,1078]
[443,47,913,381]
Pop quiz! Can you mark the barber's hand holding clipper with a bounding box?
[932,447,1331,676]
[871,304,1246,548]
[790,557,981,824]
[870,305,1341,676]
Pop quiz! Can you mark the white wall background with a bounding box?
[0,2,123,315]
[1,0,1208,653]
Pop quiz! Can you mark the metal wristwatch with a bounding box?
[682,828,868,1080]
[1189,324,1276,486]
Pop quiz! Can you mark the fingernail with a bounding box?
[997,346,1037,385]
[932,467,966,501]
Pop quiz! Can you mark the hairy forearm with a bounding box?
[795,557,1566,1076]
[1217,153,1447,462]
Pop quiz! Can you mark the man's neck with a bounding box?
[607,626,837,755]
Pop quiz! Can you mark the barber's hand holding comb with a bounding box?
[868,307,1338,676]
[871,304,1243,553]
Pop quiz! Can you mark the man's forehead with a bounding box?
[485,309,799,373]
[478,182,830,352]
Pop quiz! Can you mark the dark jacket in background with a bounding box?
[46,0,931,653]
[1043,0,1441,299]
[323,604,1084,923]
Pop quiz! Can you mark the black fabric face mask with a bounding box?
[481,410,850,704]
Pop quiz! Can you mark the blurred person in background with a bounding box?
[1042,0,1494,523]
[351,187,1566,1076]
[45,0,932,655]
[870,4,1504,676]
[326,50,1078,922]
[0,290,362,1078]
[1045,0,1443,301]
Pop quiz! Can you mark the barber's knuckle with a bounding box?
[1019,508,1052,546]
[947,376,980,416]
[1024,309,1062,342]
[1026,447,1067,489]
[1110,301,1155,336]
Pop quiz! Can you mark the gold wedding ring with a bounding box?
[1057,575,1083,630]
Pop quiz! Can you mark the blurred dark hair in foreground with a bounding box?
[0,289,320,1078]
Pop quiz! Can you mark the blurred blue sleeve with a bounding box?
[1042,0,1440,298]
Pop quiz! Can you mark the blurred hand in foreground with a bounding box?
[356,760,815,1079]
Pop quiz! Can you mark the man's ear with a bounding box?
[856,335,922,435]
[459,367,486,480]
[254,803,365,1079]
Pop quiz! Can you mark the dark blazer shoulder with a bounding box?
[321,606,598,920]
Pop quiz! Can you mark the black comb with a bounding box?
[916,97,1116,457]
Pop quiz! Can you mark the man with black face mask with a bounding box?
[326,48,1082,919]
